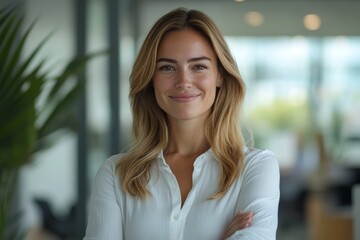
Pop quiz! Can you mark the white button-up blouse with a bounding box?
[84,148,280,240]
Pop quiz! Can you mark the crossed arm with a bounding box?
[84,151,280,240]
[223,151,280,240]
[222,211,253,239]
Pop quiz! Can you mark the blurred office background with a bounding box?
[1,0,359,239]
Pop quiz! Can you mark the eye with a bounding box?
[159,65,175,71]
[193,64,208,71]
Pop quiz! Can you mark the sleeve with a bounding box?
[227,150,280,240]
[83,158,124,240]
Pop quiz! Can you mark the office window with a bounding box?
[226,36,360,171]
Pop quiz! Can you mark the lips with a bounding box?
[169,94,200,103]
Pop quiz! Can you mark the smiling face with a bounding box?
[153,28,220,123]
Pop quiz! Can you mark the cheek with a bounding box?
[198,77,218,94]
[201,79,218,107]
[153,82,168,108]
[153,82,167,98]
[153,74,173,92]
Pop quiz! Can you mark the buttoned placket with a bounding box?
[159,153,206,240]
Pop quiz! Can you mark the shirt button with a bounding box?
[173,213,180,220]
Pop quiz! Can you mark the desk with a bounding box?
[306,193,353,240]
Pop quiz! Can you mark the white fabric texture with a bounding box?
[84,148,280,240]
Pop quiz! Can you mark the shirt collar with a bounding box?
[156,150,167,167]
[156,148,216,168]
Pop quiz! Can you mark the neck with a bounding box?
[165,118,209,157]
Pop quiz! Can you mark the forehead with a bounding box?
[157,28,216,59]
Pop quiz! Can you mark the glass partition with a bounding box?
[226,36,360,172]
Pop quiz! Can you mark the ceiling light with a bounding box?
[303,14,321,31]
[245,11,264,27]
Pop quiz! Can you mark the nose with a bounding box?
[175,70,192,89]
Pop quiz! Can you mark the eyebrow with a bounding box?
[156,56,212,63]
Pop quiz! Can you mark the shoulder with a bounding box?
[104,153,125,168]
[243,147,279,175]
[93,153,125,185]
[244,147,277,161]
[98,153,125,172]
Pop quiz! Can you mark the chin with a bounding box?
[168,111,210,121]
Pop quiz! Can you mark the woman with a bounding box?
[84,8,279,240]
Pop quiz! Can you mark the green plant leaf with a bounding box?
[0,29,53,104]
[0,5,15,29]
[0,7,17,47]
[47,50,106,99]
[36,50,107,148]
[0,19,38,99]
[38,79,84,140]
[0,4,105,238]
[0,13,23,84]
[0,62,45,134]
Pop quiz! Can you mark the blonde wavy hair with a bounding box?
[116,8,246,199]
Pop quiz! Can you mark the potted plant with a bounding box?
[0,5,102,239]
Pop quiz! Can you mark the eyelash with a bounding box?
[193,64,207,71]
[158,64,208,72]
[159,65,175,71]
